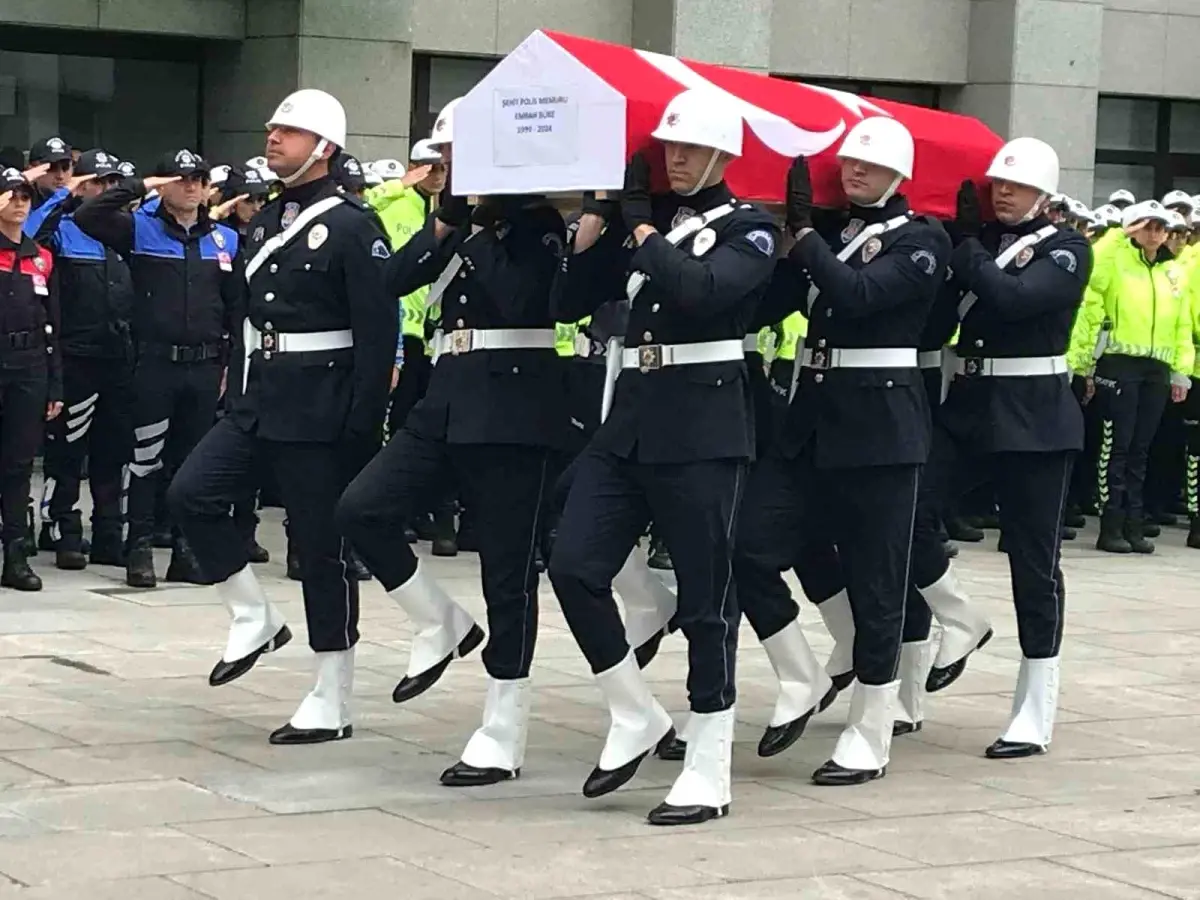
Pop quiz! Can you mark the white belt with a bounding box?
[918,350,943,370]
[800,347,918,370]
[743,334,759,353]
[434,328,556,357]
[621,339,744,371]
[954,355,1069,377]
[574,332,592,357]
[242,322,353,391]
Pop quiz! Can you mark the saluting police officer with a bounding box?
[548,89,778,826]
[334,96,568,787]
[0,168,63,590]
[934,139,1091,758]
[168,89,396,744]
[74,148,238,588]
[23,149,134,571]
[733,117,948,786]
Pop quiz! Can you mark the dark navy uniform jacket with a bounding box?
[761,194,951,469]
[386,197,570,449]
[25,187,134,359]
[939,218,1091,454]
[227,176,397,444]
[553,182,779,465]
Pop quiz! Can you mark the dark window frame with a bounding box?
[1095,94,1200,197]
[770,74,943,110]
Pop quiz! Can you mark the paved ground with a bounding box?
[0,508,1199,899]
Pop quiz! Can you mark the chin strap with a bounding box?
[280,139,329,186]
[860,174,904,209]
[680,149,721,198]
[1016,192,1049,225]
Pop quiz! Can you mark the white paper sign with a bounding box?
[492,87,580,168]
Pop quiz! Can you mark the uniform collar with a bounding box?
[847,193,909,224]
[672,181,734,214]
[994,214,1052,238]
[0,232,38,258]
[154,199,213,241]
[280,175,337,209]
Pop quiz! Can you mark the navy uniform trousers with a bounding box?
[549,448,745,712]
[335,428,549,680]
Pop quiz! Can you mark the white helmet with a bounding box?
[1122,198,1171,229]
[1094,203,1122,226]
[651,89,744,157]
[1163,190,1195,213]
[836,116,914,180]
[1068,198,1090,220]
[428,97,462,147]
[986,137,1059,195]
[373,158,405,181]
[267,89,347,148]
[410,138,443,164]
[1108,188,1136,208]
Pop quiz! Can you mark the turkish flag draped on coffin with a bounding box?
[451,29,1004,219]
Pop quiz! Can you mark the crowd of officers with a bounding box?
[0,80,1195,828]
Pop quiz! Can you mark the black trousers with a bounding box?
[548,448,745,713]
[1183,379,1200,516]
[734,451,918,685]
[1068,375,1102,511]
[386,339,431,441]
[1146,398,1185,517]
[336,428,550,680]
[0,361,46,546]
[42,355,132,538]
[128,357,222,543]
[169,417,360,652]
[1094,357,1170,521]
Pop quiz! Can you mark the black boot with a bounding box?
[946,517,984,543]
[125,537,157,588]
[431,505,458,557]
[165,535,206,583]
[414,512,438,542]
[37,521,57,553]
[1142,521,1162,538]
[2,540,41,591]
[348,549,371,581]
[88,524,126,567]
[1064,504,1087,529]
[54,525,88,571]
[1124,516,1155,554]
[1189,517,1200,550]
[151,526,173,549]
[456,509,479,552]
[647,535,673,571]
[1096,510,1132,554]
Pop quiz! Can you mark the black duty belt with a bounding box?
[0,330,43,351]
[138,341,224,363]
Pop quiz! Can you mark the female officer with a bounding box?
[0,167,63,589]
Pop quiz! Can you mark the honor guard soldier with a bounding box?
[733,116,948,786]
[0,169,63,589]
[74,148,237,588]
[23,149,133,570]
[168,89,396,744]
[934,139,1092,758]
[547,89,778,826]
[334,96,568,786]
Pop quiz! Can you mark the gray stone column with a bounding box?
[204,0,413,165]
[954,0,1102,201]
[632,0,772,69]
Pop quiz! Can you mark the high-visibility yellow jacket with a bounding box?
[1067,235,1194,379]
[365,181,434,354]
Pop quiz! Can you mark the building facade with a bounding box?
[1,0,1196,206]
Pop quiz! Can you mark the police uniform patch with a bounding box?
[308,224,328,250]
[999,233,1018,253]
[862,237,883,263]
[371,238,391,259]
[841,218,865,244]
[670,207,697,231]
[692,228,717,256]
[33,257,45,272]
[1015,246,1035,268]
[252,226,265,243]
[910,249,937,276]
[745,229,775,257]
[281,202,301,229]
[212,231,225,250]
[1049,249,1077,273]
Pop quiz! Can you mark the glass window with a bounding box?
[0,50,198,171]
[1093,162,1156,207]
[866,83,938,109]
[428,56,495,112]
[1169,101,1200,154]
[1096,96,1157,152]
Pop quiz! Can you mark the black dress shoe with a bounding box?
[811,759,885,785]
[583,728,676,798]
[269,723,352,745]
[944,541,959,559]
[758,684,838,758]
[208,625,293,686]
[893,719,923,736]
[656,736,687,761]
[404,525,419,544]
[634,629,666,669]
[925,628,993,693]
[440,761,518,786]
[1064,509,1087,529]
[392,624,485,703]
[831,670,855,693]
[55,547,88,571]
[349,552,372,581]
[985,739,1046,759]
[647,801,728,826]
[247,541,270,564]
[1142,522,1161,538]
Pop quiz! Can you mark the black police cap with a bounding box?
[74,149,121,178]
[29,136,71,165]
[154,149,211,179]
[0,168,35,198]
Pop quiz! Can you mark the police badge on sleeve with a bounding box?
[841,218,865,244]
[861,237,883,263]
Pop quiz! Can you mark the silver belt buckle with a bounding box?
[808,349,831,370]
[638,344,663,372]
[449,329,473,355]
[961,357,984,377]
